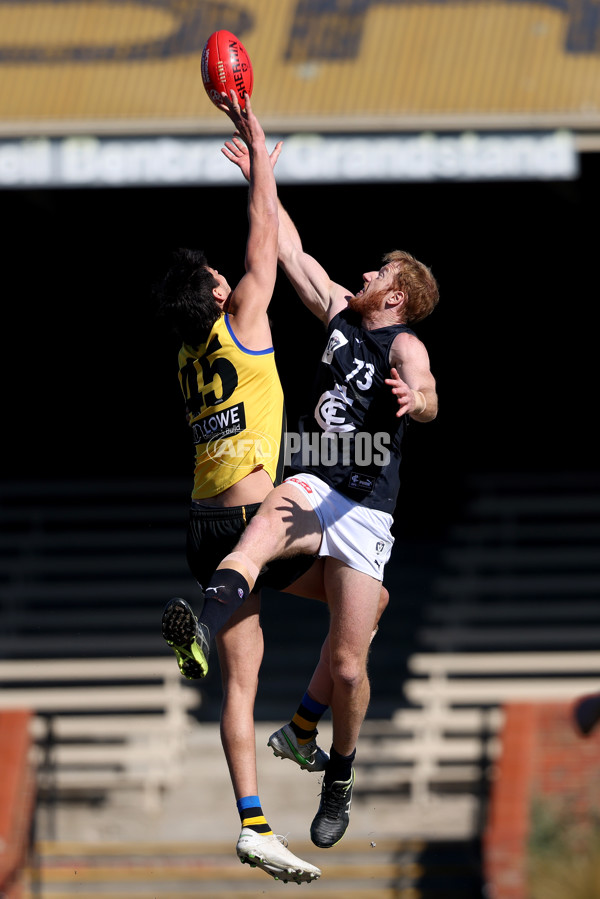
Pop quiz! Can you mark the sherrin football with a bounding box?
[201,30,254,110]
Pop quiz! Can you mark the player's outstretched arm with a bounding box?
[387,333,438,421]
[222,135,348,326]
[217,92,278,334]
[275,202,347,325]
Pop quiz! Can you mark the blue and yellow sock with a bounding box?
[289,692,328,745]
[237,795,273,835]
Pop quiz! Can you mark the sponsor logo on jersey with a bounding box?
[192,403,279,470]
[192,402,246,445]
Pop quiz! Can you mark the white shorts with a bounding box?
[284,473,394,581]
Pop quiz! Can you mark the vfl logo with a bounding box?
[374,541,387,569]
[373,539,389,570]
[322,329,348,365]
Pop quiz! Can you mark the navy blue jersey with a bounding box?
[289,308,415,513]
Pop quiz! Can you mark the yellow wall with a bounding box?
[0,0,598,135]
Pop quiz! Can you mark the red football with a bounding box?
[201,30,254,110]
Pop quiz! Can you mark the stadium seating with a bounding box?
[0,657,200,811]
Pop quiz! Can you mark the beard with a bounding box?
[348,285,387,317]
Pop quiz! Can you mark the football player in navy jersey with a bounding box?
[172,133,439,850]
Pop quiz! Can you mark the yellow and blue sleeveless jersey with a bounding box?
[178,314,285,500]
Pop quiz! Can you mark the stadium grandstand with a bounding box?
[1,2,599,898]
[0,0,599,187]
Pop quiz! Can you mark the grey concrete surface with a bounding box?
[35,720,480,848]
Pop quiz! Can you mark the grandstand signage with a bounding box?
[0,131,577,187]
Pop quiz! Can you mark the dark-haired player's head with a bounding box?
[155,248,231,346]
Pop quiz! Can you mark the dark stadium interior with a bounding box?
[2,145,598,899]
[5,150,598,531]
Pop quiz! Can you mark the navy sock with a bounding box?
[200,568,250,638]
[325,745,356,785]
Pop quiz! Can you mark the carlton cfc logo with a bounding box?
[315,384,355,433]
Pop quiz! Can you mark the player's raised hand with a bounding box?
[222,134,283,182]
[215,90,267,151]
[385,367,413,418]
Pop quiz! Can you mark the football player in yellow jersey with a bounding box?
[155,92,324,883]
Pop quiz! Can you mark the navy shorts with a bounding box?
[186,503,315,592]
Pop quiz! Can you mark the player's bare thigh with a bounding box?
[236,482,323,562]
[282,558,327,602]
